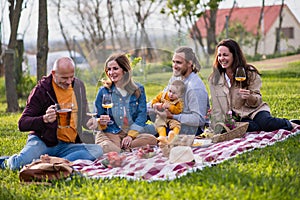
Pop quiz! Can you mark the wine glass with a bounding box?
[235,67,246,88]
[102,93,114,125]
[235,67,246,121]
[86,102,97,134]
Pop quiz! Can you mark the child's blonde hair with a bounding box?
[171,80,186,97]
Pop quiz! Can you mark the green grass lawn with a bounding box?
[0,62,300,200]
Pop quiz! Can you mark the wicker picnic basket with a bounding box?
[212,122,249,143]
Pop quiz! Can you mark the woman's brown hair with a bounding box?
[210,39,261,88]
[104,53,140,98]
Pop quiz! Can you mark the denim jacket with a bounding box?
[95,83,147,134]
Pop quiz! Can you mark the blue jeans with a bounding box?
[6,134,103,170]
[241,111,293,132]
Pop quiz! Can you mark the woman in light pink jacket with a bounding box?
[209,39,298,133]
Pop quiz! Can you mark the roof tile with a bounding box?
[195,5,284,37]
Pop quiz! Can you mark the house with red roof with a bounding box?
[195,4,300,55]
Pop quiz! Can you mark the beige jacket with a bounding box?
[209,71,270,129]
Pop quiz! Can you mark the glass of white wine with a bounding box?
[102,93,114,125]
[235,67,246,88]
[86,102,97,134]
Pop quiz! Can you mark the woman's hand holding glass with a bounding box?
[86,102,98,134]
[98,115,112,126]
[238,89,251,99]
[102,93,114,125]
[86,118,98,132]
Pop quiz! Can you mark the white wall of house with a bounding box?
[256,6,300,55]
[218,6,300,56]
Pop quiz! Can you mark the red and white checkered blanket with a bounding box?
[72,127,300,181]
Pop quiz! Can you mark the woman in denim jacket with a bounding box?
[94,53,157,153]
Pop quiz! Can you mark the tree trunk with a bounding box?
[4,49,19,112]
[0,23,3,77]
[107,0,116,50]
[191,23,207,57]
[16,39,24,85]
[4,0,23,112]
[206,9,218,55]
[274,0,284,54]
[37,0,49,81]
[254,0,265,56]
[56,0,72,54]
[221,0,237,35]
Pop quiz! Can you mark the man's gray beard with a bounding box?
[54,79,68,89]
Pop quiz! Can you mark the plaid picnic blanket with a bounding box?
[72,127,300,181]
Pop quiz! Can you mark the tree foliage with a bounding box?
[218,22,254,48]
[51,0,164,65]
[163,0,222,56]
